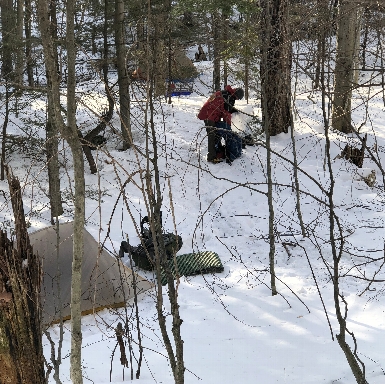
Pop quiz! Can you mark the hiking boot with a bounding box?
[208,157,224,164]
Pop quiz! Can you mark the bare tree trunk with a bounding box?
[1,88,10,181]
[144,4,185,381]
[212,11,221,91]
[263,91,277,296]
[25,0,34,86]
[153,13,167,97]
[36,0,85,382]
[1,0,14,81]
[260,0,292,136]
[332,0,362,133]
[148,118,185,383]
[222,11,228,87]
[79,0,114,175]
[45,0,63,222]
[244,12,250,102]
[46,105,64,223]
[16,0,24,88]
[314,0,330,89]
[325,113,368,384]
[67,0,85,382]
[290,120,306,237]
[321,48,368,384]
[1,0,14,181]
[352,8,363,85]
[361,8,370,71]
[114,0,131,149]
[0,169,45,384]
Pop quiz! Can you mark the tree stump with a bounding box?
[0,168,45,384]
[341,134,367,168]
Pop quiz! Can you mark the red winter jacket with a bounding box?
[198,85,237,125]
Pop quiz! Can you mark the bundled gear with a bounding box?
[198,85,244,164]
[119,214,183,271]
[242,134,255,148]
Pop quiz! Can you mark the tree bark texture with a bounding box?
[16,0,24,87]
[1,0,14,81]
[46,92,64,222]
[66,0,85,382]
[0,170,45,384]
[332,0,362,133]
[114,0,131,149]
[25,0,34,86]
[145,44,185,383]
[78,0,114,175]
[314,0,330,89]
[212,11,221,91]
[260,0,292,136]
[36,0,86,382]
[45,0,64,221]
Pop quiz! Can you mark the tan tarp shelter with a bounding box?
[171,49,198,80]
[29,222,153,325]
[132,48,198,81]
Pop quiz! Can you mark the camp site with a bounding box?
[0,2,385,384]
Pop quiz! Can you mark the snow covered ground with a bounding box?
[1,47,385,384]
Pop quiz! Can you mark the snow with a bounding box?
[1,49,385,384]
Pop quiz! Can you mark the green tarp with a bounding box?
[160,251,224,285]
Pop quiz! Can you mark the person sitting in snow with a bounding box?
[198,85,244,163]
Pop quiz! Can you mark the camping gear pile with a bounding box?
[119,215,183,270]
[119,216,224,284]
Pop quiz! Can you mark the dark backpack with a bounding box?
[119,215,183,270]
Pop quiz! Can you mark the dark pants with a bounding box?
[216,122,242,162]
[204,120,218,161]
[205,120,242,162]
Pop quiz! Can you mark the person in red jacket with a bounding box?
[198,85,244,163]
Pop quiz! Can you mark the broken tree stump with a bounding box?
[341,134,367,168]
[0,168,45,384]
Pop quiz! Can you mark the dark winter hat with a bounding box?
[234,88,244,100]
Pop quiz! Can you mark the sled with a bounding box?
[165,78,195,96]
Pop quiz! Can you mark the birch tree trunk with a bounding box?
[332,0,362,133]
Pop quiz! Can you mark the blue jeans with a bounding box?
[215,122,242,162]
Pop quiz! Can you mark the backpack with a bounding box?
[119,215,183,270]
[197,92,217,120]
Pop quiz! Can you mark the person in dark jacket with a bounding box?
[198,86,244,163]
